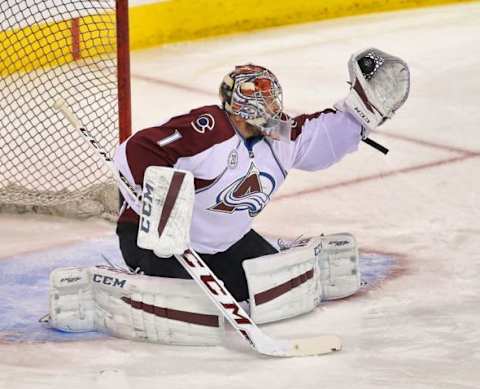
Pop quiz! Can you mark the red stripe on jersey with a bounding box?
[194,176,218,191]
[291,109,337,141]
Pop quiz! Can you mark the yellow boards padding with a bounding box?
[129,0,474,49]
[0,0,473,76]
[0,12,115,78]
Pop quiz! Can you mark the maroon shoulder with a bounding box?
[163,105,236,157]
[119,106,235,225]
[123,105,234,184]
[290,108,337,141]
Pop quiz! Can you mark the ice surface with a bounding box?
[1,3,479,388]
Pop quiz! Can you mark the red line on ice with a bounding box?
[273,153,480,202]
[132,74,215,97]
[371,130,479,155]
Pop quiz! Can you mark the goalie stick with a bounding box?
[53,99,341,357]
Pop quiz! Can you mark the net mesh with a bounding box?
[0,1,124,219]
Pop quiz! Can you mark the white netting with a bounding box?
[0,0,125,219]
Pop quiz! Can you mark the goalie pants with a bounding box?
[116,222,278,301]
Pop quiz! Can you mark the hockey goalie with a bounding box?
[45,48,410,346]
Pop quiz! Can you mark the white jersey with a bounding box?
[113,105,362,254]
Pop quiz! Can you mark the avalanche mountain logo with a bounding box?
[209,162,275,217]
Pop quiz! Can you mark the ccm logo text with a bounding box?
[140,182,154,232]
[92,274,126,288]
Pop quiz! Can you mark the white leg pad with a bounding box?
[47,266,224,346]
[243,239,321,324]
[318,233,361,300]
[243,233,361,324]
[49,267,95,332]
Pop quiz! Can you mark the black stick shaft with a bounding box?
[362,137,389,155]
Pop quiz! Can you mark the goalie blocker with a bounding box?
[136,166,195,257]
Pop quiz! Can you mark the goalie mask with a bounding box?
[219,64,292,142]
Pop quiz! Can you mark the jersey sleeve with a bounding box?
[289,109,362,171]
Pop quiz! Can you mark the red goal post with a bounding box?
[0,0,131,218]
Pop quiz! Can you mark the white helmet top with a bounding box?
[219,64,292,141]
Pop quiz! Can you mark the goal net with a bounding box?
[0,0,131,219]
